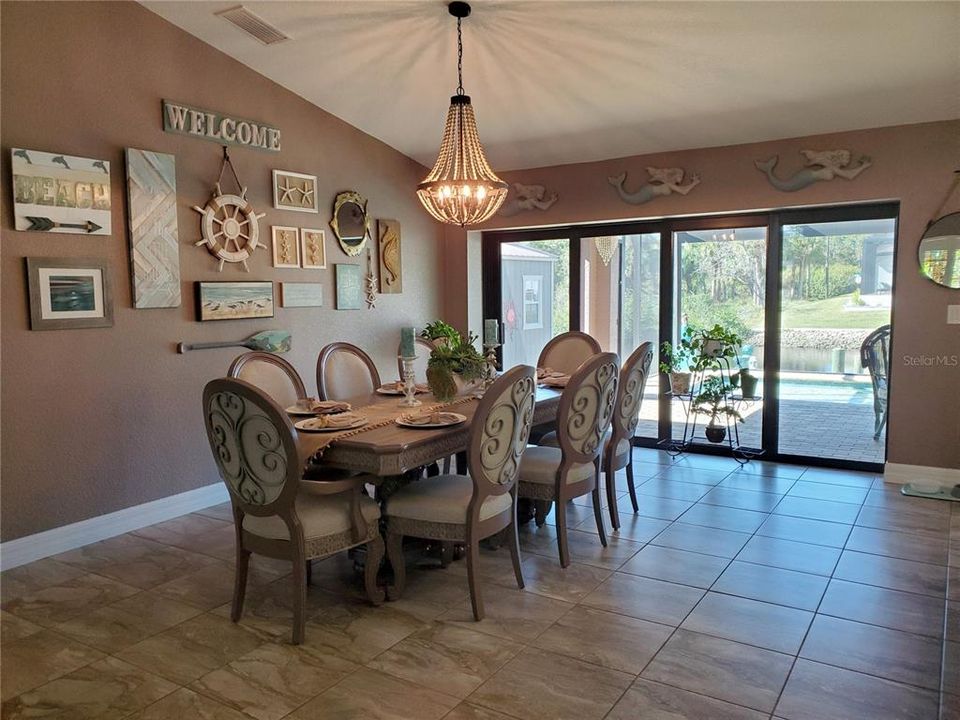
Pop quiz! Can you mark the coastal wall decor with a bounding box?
[193,148,266,271]
[754,149,872,192]
[178,330,292,354]
[125,149,181,308]
[11,149,111,234]
[162,100,281,152]
[281,282,324,308]
[301,228,326,269]
[196,281,274,321]
[497,183,558,217]
[334,264,363,310]
[272,170,318,213]
[377,219,402,293]
[271,226,300,268]
[330,191,369,256]
[26,257,113,330]
[365,250,377,309]
[608,167,701,205]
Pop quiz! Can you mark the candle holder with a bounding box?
[481,342,500,393]
[399,355,422,407]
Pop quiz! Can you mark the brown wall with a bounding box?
[0,2,442,541]
[443,120,960,470]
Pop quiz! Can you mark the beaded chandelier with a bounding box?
[417,2,508,226]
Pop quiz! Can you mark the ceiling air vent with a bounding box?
[215,5,289,45]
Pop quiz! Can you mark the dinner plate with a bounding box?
[396,412,467,429]
[286,401,352,416]
[376,385,406,396]
[295,416,367,433]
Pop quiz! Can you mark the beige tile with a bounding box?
[939,690,960,720]
[800,469,877,489]
[518,555,611,603]
[191,642,357,720]
[712,561,828,610]
[0,609,42,643]
[132,513,232,550]
[681,592,813,654]
[641,629,793,713]
[773,496,861,524]
[651,523,751,558]
[845,525,950,565]
[735,535,841,576]
[0,629,104,701]
[834,550,947,597]
[470,647,633,720]
[609,679,768,720]
[368,623,522,699]
[653,466,731,486]
[943,640,960,696]
[547,528,643,570]
[443,703,517,720]
[127,687,250,720]
[677,503,768,533]
[154,560,277,611]
[618,494,694,521]
[438,587,571,642]
[756,515,851,548]
[517,522,560,554]
[444,546,530,591]
[291,667,459,719]
[392,566,473,608]
[947,601,960,641]
[702,486,783,512]
[856,505,951,536]
[637,478,714,502]
[194,502,235,523]
[0,559,84,603]
[600,513,670,543]
[820,579,946,638]
[1,656,175,720]
[533,605,671,674]
[787,481,868,504]
[619,544,729,588]
[582,572,704,626]
[2,573,139,627]
[720,473,797,494]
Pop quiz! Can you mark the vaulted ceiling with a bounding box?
[143,1,959,171]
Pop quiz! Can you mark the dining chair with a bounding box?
[860,324,890,439]
[317,342,382,401]
[228,351,306,410]
[518,352,619,567]
[202,377,384,644]
[536,331,602,375]
[383,365,537,620]
[395,336,435,381]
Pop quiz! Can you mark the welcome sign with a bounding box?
[162,100,281,152]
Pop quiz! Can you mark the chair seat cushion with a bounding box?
[384,474,512,525]
[243,492,380,541]
[518,446,596,485]
[537,430,625,456]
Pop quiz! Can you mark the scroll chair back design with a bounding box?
[395,336,434,382]
[202,377,384,644]
[519,351,619,567]
[384,365,537,620]
[317,342,381,401]
[228,351,306,410]
[537,331,601,376]
[860,324,891,439]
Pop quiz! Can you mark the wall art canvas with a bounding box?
[26,257,113,330]
[301,228,327,269]
[272,226,301,268]
[11,149,112,235]
[334,264,362,310]
[125,149,181,308]
[281,283,324,308]
[196,281,274,321]
[377,219,402,293]
[272,169,318,213]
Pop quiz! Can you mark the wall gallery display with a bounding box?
[281,283,324,308]
[26,257,113,330]
[272,226,301,268]
[196,281,274,322]
[301,229,327,269]
[377,219,402,293]
[334,264,363,310]
[11,149,112,235]
[163,100,281,152]
[125,149,181,308]
[272,170,319,213]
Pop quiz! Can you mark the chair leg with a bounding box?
[291,556,307,645]
[442,456,452,474]
[507,519,525,589]
[386,530,406,601]
[364,535,385,604]
[625,456,639,513]
[305,559,313,586]
[592,485,608,548]
[465,538,484,620]
[231,548,251,622]
[534,500,550,527]
[605,457,620,531]
[555,501,570,568]
[440,542,454,568]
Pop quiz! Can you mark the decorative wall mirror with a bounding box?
[330,191,369,256]
[919,211,960,289]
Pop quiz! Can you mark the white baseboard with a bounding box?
[0,483,229,571]
[883,462,960,486]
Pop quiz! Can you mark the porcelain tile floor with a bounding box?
[3,450,958,720]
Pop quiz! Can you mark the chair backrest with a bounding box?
[202,377,300,518]
[556,352,620,465]
[317,342,382,400]
[228,352,307,410]
[860,324,891,397]
[467,365,537,504]
[395,336,435,381]
[610,342,654,450]
[537,331,602,376]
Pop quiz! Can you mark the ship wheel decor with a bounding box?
[193,147,267,272]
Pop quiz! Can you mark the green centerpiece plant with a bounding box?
[421,320,462,347]
[425,329,486,402]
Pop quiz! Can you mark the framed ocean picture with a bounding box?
[196,281,274,322]
[26,257,113,330]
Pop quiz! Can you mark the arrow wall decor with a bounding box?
[26,217,102,233]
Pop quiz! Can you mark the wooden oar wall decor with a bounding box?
[177,329,291,354]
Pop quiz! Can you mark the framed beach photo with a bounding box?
[300,228,327,269]
[272,169,318,213]
[26,257,113,330]
[196,281,274,322]
[271,226,301,268]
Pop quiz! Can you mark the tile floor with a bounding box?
[2,449,958,720]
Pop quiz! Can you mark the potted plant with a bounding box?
[696,324,743,361]
[691,375,744,443]
[737,368,759,398]
[426,331,486,402]
[421,320,462,348]
[660,335,693,394]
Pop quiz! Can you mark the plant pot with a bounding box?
[426,366,478,403]
[705,424,727,443]
[739,370,759,398]
[669,371,692,395]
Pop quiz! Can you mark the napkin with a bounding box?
[312,400,351,414]
[401,411,457,426]
[385,381,430,394]
[303,412,363,430]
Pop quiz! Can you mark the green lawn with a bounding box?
[781,294,889,330]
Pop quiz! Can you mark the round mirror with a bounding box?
[330,191,369,256]
[919,212,960,289]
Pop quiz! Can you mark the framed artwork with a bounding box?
[334,264,363,310]
[196,281,274,321]
[26,257,113,330]
[125,148,181,308]
[281,282,323,308]
[377,219,402,293]
[271,226,301,268]
[272,169,318,213]
[301,228,327,269]
[12,148,112,235]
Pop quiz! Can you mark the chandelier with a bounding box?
[416,2,508,226]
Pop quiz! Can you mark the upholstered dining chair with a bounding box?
[228,351,306,410]
[202,377,384,644]
[518,352,619,567]
[317,342,381,401]
[383,365,537,620]
[536,331,602,376]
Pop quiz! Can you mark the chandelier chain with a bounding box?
[456,16,464,95]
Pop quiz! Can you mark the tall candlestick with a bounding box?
[400,326,416,358]
[483,318,499,346]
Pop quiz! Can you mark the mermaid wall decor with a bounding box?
[497,183,559,217]
[755,149,872,192]
[608,167,701,205]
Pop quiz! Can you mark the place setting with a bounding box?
[285,397,352,416]
[294,411,368,433]
[376,380,429,396]
[395,409,467,428]
[537,367,570,388]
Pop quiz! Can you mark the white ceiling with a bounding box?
[143,1,959,171]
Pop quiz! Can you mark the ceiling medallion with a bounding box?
[416,2,508,227]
